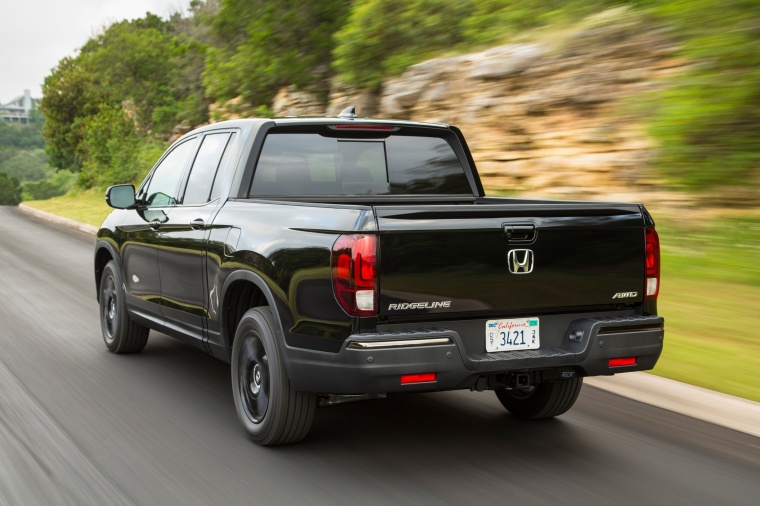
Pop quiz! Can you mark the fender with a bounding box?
[93,238,123,300]
[219,269,290,363]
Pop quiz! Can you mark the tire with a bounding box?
[231,307,316,445]
[99,260,149,353]
[495,377,583,419]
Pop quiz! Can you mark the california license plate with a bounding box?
[486,318,540,352]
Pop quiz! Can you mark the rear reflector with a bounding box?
[400,373,437,385]
[609,357,637,367]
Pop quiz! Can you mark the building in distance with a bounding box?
[1,90,39,124]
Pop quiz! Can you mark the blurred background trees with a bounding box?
[23,0,759,198]
[0,113,74,201]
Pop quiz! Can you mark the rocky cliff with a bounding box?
[262,10,689,206]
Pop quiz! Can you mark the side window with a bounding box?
[210,133,237,201]
[144,139,197,207]
[182,132,233,205]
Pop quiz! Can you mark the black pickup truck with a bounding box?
[95,110,664,445]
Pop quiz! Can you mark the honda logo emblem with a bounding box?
[508,249,534,274]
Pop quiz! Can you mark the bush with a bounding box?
[333,0,473,89]
[0,171,22,205]
[644,0,760,190]
[0,149,52,182]
[21,170,76,201]
[77,105,147,188]
[333,0,630,89]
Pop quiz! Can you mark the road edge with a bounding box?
[18,203,99,236]
[586,373,760,438]
[15,203,760,439]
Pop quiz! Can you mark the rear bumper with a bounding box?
[284,315,664,394]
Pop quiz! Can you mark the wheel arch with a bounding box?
[94,240,121,301]
[220,270,286,360]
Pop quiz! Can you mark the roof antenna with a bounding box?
[338,106,358,119]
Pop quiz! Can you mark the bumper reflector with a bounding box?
[400,373,437,385]
[609,357,637,367]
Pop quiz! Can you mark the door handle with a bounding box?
[504,224,536,242]
[191,218,205,230]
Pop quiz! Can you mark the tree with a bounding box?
[0,150,51,182]
[22,170,76,201]
[333,0,474,89]
[203,0,350,107]
[40,55,105,172]
[0,120,45,150]
[644,0,760,188]
[0,171,22,205]
[40,12,210,180]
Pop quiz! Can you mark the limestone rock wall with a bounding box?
[274,12,685,205]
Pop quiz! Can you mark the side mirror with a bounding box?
[105,184,137,209]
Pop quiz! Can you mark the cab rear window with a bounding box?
[249,130,471,196]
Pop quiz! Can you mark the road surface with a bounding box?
[1,206,758,505]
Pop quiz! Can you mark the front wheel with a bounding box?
[495,377,583,419]
[99,260,149,353]
[231,307,316,445]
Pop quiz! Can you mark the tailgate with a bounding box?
[376,202,646,317]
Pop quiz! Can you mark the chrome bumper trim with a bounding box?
[347,337,454,349]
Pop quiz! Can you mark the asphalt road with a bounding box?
[1,206,759,506]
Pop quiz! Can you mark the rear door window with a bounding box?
[182,132,233,205]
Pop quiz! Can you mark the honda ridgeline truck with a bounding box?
[95,109,664,445]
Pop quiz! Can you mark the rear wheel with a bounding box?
[495,377,583,419]
[231,307,316,445]
[99,260,149,353]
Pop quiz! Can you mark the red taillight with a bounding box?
[400,373,437,385]
[332,234,378,317]
[609,357,637,367]
[645,227,660,302]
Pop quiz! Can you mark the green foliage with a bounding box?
[0,149,51,182]
[36,0,760,195]
[0,171,22,205]
[21,170,76,201]
[461,0,630,45]
[41,56,102,171]
[334,0,472,89]
[40,12,209,179]
[333,0,629,89]
[642,0,760,189]
[0,120,45,150]
[76,105,167,188]
[204,0,350,107]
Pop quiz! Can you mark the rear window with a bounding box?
[249,130,471,197]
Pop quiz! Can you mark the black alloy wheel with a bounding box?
[231,307,316,445]
[98,260,149,353]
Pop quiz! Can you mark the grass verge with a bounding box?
[23,189,111,228]
[655,276,760,402]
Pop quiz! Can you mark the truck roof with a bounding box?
[186,116,452,136]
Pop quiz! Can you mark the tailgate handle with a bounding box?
[504,224,536,242]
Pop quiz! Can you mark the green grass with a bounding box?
[655,276,760,402]
[21,191,760,402]
[652,215,760,401]
[24,189,111,227]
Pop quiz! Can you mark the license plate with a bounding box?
[486,318,540,352]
